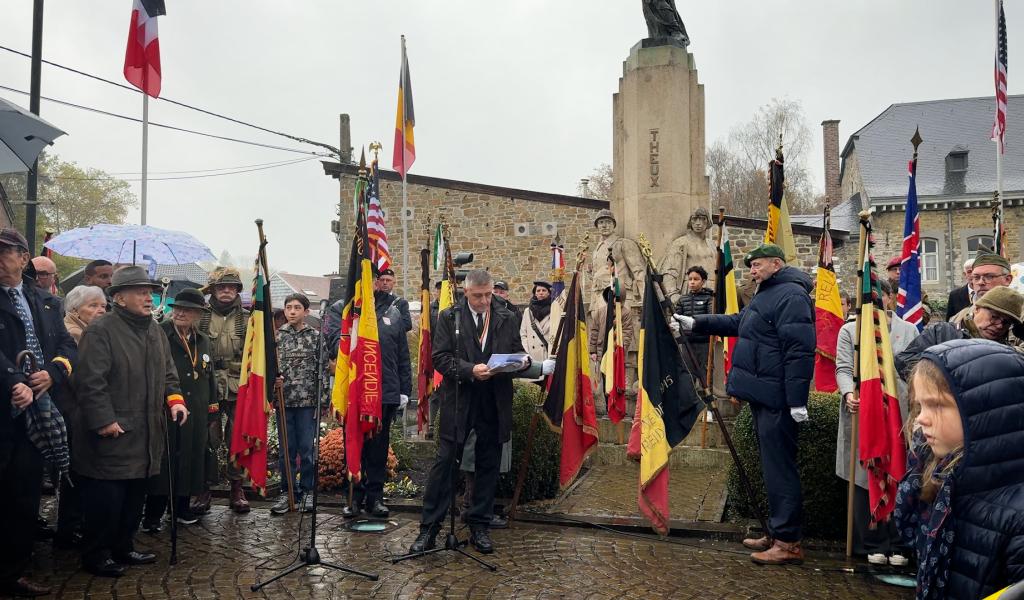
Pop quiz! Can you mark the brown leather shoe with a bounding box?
[229,480,250,514]
[1,576,52,597]
[751,540,805,565]
[742,535,772,551]
[190,490,212,515]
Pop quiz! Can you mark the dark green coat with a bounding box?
[72,306,181,481]
[148,321,216,496]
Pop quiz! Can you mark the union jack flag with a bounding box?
[897,154,924,331]
[993,0,1008,153]
[366,160,392,272]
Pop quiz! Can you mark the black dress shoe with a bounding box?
[341,504,361,518]
[84,558,127,578]
[370,500,389,518]
[408,530,437,554]
[489,514,509,529]
[113,551,157,565]
[35,516,55,540]
[54,530,84,549]
[0,576,52,597]
[469,528,494,554]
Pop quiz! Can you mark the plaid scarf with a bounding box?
[894,430,964,600]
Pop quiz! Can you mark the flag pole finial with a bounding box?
[911,127,923,152]
[369,141,382,161]
[358,148,367,173]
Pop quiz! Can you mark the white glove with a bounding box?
[790,406,809,423]
[399,394,409,409]
[672,314,695,332]
[542,359,556,376]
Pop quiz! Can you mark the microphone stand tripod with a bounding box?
[391,304,497,571]
[252,331,379,591]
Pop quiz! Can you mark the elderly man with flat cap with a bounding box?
[0,229,76,597]
[672,243,815,565]
[73,266,188,577]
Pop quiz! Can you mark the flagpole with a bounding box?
[400,35,410,299]
[846,211,871,558]
[702,207,727,449]
[141,92,149,225]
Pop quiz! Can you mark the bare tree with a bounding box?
[580,163,613,201]
[708,98,822,215]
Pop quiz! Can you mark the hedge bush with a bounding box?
[496,382,561,503]
[726,392,846,539]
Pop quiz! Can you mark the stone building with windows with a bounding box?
[837,96,1024,296]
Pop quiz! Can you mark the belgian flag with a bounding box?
[715,222,739,377]
[331,174,382,482]
[392,35,416,179]
[765,146,797,263]
[635,267,703,534]
[230,256,278,497]
[542,271,599,488]
[416,247,433,434]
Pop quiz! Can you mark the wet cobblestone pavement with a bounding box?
[21,503,914,599]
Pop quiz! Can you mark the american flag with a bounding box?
[366,161,392,272]
[993,0,1008,153]
[550,234,566,298]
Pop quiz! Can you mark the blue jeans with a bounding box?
[278,407,317,495]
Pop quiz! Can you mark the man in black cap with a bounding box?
[672,243,815,565]
[376,268,412,332]
[0,228,76,596]
[492,280,521,326]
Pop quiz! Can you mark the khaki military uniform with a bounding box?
[201,304,248,484]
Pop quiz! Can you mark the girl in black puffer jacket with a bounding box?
[894,339,1024,599]
[674,266,714,374]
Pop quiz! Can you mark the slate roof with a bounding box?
[154,263,209,285]
[840,95,1024,201]
[790,193,863,234]
[270,272,340,314]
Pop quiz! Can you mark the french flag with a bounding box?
[124,0,165,98]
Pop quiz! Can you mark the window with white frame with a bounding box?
[921,237,940,283]
[966,235,994,259]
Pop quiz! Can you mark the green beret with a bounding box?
[743,243,786,267]
[972,252,1011,271]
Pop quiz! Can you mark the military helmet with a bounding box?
[593,209,617,227]
[206,266,244,291]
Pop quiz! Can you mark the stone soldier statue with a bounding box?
[587,209,646,313]
[642,0,690,46]
[659,207,717,304]
[192,267,251,514]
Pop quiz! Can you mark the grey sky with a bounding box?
[0,1,1013,277]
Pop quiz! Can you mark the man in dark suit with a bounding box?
[408,269,550,555]
[0,229,76,597]
[946,258,974,321]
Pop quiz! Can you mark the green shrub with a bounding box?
[495,382,560,503]
[389,419,413,472]
[726,392,846,539]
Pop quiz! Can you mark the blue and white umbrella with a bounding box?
[44,223,216,265]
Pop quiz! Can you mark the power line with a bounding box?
[50,156,321,182]
[0,44,342,158]
[0,84,332,157]
[104,157,322,176]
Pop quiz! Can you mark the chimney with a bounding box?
[339,114,352,163]
[821,119,841,205]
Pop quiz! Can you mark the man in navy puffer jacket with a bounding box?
[673,243,815,565]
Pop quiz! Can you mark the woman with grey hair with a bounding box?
[63,285,107,344]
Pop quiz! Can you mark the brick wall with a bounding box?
[822,120,841,205]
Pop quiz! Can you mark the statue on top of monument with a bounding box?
[587,209,646,311]
[642,0,690,47]
[659,207,717,304]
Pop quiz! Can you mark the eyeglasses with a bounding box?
[35,272,56,278]
[970,273,1008,283]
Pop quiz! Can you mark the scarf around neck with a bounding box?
[114,303,155,332]
[529,296,552,322]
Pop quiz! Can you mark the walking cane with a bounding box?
[169,411,183,566]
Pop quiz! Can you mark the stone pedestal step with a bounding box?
[589,442,731,470]
[596,415,730,448]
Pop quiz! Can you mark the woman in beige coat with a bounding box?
[520,282,555,384]
[62,285,107,343]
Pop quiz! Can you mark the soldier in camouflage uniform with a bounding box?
[191,267,251,514]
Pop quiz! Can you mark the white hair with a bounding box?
[963,258,975,271]
[64,285,106,316]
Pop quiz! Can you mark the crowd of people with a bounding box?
[2,220,1023,597]
[672,243,1024,598]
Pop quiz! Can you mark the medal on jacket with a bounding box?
[178,329,200,380]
